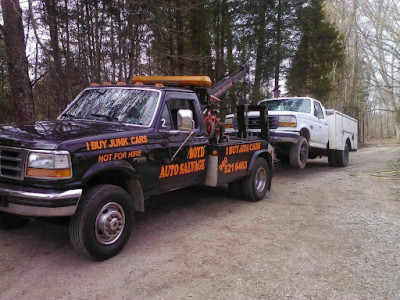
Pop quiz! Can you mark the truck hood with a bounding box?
[0,120,141,150]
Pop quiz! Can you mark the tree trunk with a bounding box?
[273,0,282,97]
[43,0,68,112]
[1,0,35,123]
[252,0,267,102]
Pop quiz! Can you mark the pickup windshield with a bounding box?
[259,98,311,113]
[61,87,160,126]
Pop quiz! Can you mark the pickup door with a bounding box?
[309,100,328,149]
[140,92,209,196]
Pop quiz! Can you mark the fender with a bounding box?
[247,149,273,190]
[81,160,138,185]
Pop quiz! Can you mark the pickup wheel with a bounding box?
[69,184,134,261]
[335,144,349,167]
[241,158,270,202]
[0,212,30,229]
[289,136,309,169]
[228,180,243,199]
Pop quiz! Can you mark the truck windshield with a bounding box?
[62,88,160,126]
[260,98,311,113]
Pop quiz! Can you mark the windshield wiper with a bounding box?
[61,113,77,119]
[91,113,114,121]
[91,113,125,126]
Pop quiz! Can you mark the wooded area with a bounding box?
[0,0,399,141]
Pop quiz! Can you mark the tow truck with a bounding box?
[0,75,273,260]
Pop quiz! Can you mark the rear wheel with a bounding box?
[289,136,309,169]
[335,144,349,167]
[241,158,270,202]
[69,184,134,261]
[0,212,29,229]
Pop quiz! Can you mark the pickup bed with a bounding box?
[225,97,358,168]
[0,79,273,260]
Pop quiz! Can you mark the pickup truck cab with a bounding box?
[0,77,273,260]
[225,97,358,169]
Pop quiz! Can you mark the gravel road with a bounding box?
[0,143,399,299]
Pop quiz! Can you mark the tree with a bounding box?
[1,0,35,123]
[286,0,345,103]
[356,0,400,141]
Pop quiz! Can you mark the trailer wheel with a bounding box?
[241,158,270,202]
[289,136,309,169]
[70,184,134,261]
[228,180,243,199]
[0,212,29,229]
[335,144,349,167]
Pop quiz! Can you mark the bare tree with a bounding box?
[358,1,400,141]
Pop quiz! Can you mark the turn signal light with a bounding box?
[26,168,71,178]
[277,122,297,127]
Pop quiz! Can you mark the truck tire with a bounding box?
[289,136,309,169]
[228,180,243,199]
[241,158,270,202]
[70,184,134,261]
[335,144,349,167]
[328,150,337,167]
[0,212,29,229]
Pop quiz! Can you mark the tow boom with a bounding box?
[209,62,250,98]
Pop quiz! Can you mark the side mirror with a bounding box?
[177,109,194,131]
[326,109,334,115]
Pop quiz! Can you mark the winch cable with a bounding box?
[352,157,400,180]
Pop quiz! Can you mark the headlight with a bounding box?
[26,151,72,179]
[224,118,233,128]
[278,115,297,127]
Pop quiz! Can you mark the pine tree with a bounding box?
[286,0,345,102]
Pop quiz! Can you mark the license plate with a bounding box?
[0,194,8,207]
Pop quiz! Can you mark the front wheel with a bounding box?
[69,184,134,261]
[289,136,309,169]
[241,158,270,202]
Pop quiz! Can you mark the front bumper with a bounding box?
[270,130,300,144]
[0,182,82,217]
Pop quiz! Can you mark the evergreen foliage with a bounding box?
[286,0,345,103]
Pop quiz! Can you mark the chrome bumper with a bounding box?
[0,183,82,217]
[270,130,300,144]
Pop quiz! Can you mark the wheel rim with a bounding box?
[255,167,267,193]
[95,202,125,245]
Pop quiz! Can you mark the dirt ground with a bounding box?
[0,143,399,299]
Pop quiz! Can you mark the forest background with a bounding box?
[0,0,399,142]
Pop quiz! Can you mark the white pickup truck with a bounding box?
[224,97,358,169]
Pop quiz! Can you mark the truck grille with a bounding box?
[247,116,278,129]
[0,147,26,180]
